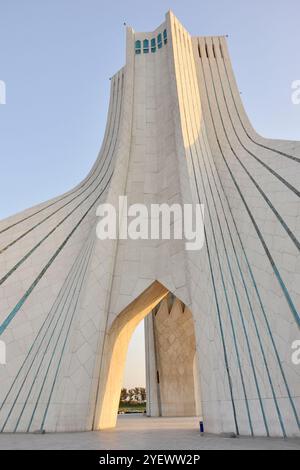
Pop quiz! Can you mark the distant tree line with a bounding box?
[120,387,146,403]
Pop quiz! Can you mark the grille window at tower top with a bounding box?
[151,38,156,53]
[135,40,141,54]
[143,39,149,53]
[135,29,167,54]
[157,33,162,49]
[163,29,167,44]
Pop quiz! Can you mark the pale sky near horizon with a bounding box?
[0,0,299,389]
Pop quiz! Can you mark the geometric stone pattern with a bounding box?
[147,296,197,417]
[0,11,299,437]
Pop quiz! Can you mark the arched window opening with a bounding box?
[151,38,156,53]
[135,40,142,55]
[157,33,162,49]
[163,29,168,45]
[143,39,149,54]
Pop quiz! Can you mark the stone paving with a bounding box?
[0,415,299,450]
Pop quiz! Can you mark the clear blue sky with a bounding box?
[0,0,299,388]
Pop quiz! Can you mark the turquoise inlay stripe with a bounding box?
[197,156,255,435]
[197,138,269,435]
[0,74,123,284]
[177,30,252,434]
[179,74,254,435]
[206,48,300,253]
[194,170,240,435]
[0,80,120,256]
[230,148,300,250]
[200,52,299,427]
[203,131,300,432]
[0,234,87,419]
[214,56,300,199]
[189,41,268,436]
[14,239,94,433]
[0,157,109,256]
[220,40,300,164]
[203,45,300,329]
[0,70,123,341]
[196,38,298,435]
[173,27,239,435]
[206,235,240,435]
[37,239,95,432]
[178,37,255,435]
[1,238,91,432]
[0,74,120,238]
[199,46,288,436]
[198,44,276,436]
[0,174,112,338]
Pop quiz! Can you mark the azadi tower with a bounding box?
[0,12,299,437]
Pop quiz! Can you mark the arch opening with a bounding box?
[93,281,201,430]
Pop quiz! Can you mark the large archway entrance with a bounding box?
[93,281,201,430]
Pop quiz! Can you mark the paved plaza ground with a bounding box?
[0,415,299,450]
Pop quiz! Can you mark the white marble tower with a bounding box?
[0,12,299,437]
